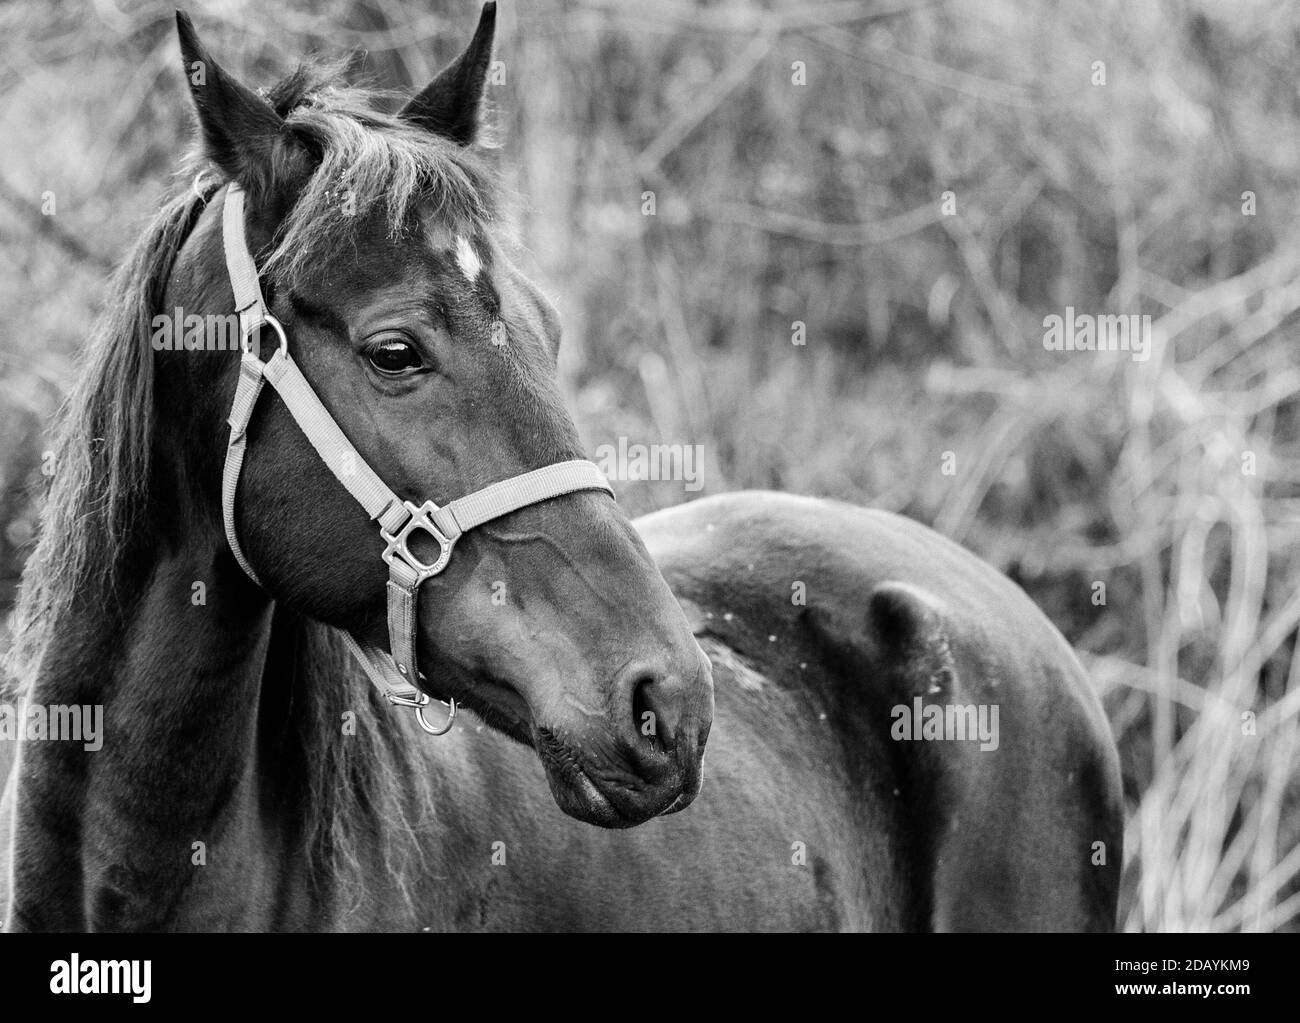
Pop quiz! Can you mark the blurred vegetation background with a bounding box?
[2,0,1298,932]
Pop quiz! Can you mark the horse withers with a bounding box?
[0,4,1122,931]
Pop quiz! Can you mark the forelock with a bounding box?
[250,69,498,286]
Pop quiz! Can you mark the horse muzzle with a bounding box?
[533,655,713,828]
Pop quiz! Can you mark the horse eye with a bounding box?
[367,338,423,375]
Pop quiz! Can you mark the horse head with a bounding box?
[162,4,714,828]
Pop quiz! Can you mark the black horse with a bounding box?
[1,5,1121,931]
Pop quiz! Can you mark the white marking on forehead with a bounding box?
[455,235,482,281]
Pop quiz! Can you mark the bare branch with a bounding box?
[0,176,113,273]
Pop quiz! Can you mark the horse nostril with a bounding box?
[615,658,707,771]
[614,660,676,753]
[631,674,659,749]
[606,658,709,801]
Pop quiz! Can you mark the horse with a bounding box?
[0,4,1123,932]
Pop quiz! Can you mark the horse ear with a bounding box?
[398,2,496,145]
[175,11,286,195]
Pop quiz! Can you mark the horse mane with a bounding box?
[6,188,200,686]
[4,57,491,923]
[273,613,441,923]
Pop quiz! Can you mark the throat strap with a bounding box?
[218,183,615,734]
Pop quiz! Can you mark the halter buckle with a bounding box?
[380,500,457,581]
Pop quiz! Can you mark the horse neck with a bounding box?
[8,527,292,931]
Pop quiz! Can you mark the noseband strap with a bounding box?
[219,183,615,735]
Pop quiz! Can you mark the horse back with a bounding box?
[635,491,1124,931]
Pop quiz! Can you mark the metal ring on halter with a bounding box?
[241,313,288,360]
[192,170,210,202]
[415,697,457,736]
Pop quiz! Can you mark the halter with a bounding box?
[219,183,614,735]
